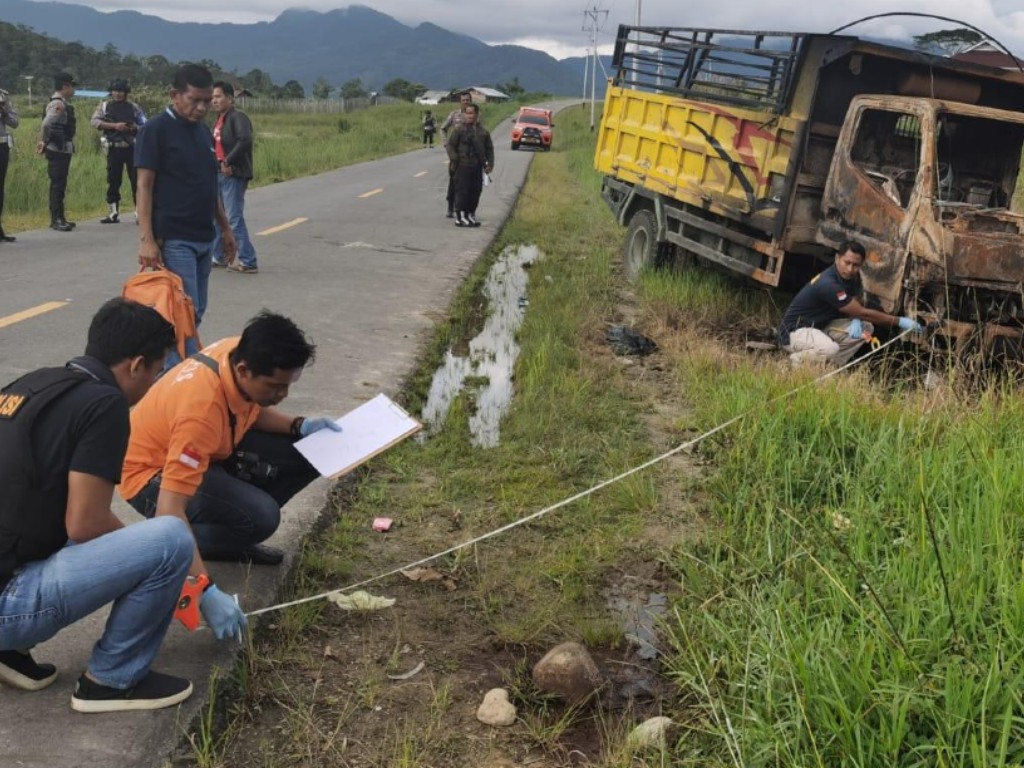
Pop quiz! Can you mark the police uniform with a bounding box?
[40,72,77,231]
[0,88,19,242]
[90,79,145,223]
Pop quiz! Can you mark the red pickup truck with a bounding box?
[511,107,553,151]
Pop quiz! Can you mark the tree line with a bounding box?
[0,20,529,105]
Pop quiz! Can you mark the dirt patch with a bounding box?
[202,284,708,767]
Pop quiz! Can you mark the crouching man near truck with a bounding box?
[778,241,923,367]
[120,311,340,568]
[0,299,197,712]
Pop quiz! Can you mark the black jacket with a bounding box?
[218,108,254,180]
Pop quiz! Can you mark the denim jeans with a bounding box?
[127,430,318,558]
[213,175,256,268]
[0,517,192,689]
[161,238,213,368]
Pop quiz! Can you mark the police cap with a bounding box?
[53,72,76,89]
[109,78,130,94]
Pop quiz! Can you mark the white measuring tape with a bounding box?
[242,330,914,621]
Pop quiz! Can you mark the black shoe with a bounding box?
[0,649,58,691]
[0,234,14,243]
[205,543,284,565]
[454,212,469,227]
[466,213,481,228]
[50,218,73,232]
[71,670,192,713]
[445,209,454,219]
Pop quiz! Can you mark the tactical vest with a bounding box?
[0,367,95,588]
[102,99,136,141]
[43,96,76,148]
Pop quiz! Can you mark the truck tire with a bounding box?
[511,141,519,150]
[624,209,662,281]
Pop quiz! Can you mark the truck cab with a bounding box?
[822,97,1024,347]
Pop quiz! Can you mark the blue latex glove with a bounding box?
[200,584,248,641]
[299,417,342,437]
[897,316,924,333]
[847,318,863,340]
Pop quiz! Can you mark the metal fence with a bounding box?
[236,95,403,114]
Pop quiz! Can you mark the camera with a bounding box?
[228,450,278,484]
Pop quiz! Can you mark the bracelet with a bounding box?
[290,416,306,438]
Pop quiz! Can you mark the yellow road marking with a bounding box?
[257,217,308,236]
[414,171,428,178]
[0,301,69,330]
[359,188,384,198]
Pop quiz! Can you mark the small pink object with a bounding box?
[372,517,393,532]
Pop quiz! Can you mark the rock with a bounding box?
[531,642,603,703]
[476,688,517,726]
[628,716,675,750]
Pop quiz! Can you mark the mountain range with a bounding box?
[0,0,600,94]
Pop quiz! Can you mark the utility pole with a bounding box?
[24,75,33,108]
[582,47,590,107]
[582,5,608,130]
[631,0,642,84]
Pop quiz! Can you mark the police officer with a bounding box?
[91,78,145,224]
[36,72,77,232]
[0,86,18,242]
[0,298,210,713]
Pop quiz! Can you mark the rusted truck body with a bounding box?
[595,26,1024,347]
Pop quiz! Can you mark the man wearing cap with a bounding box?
[0,85,18,243]
[37,72,77,232]
[91,79,146,224]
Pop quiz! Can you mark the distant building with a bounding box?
[465,86,510,103]
[415,89,451,105]
[73,89,108,100]
[951,41,1024,70]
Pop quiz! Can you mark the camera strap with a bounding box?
[191,352,237,454]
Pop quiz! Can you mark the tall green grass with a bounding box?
[643,264,1024,765]
[1,101,516,231]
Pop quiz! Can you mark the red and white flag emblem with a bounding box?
[178,447,202,469]
[837,291,848,301]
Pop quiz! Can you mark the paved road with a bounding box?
[0,105,556,768]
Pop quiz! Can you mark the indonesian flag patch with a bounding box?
[837,291,848,301]
[178,447,202,469]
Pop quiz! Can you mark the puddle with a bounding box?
[421,244,540,447]
[604,579,669,661]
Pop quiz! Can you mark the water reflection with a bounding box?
[422,244,541,448]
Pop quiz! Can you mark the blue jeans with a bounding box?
[161,238,213,368]
[213,175,256,268]
[0,517,193,689]
[127,430,318,558]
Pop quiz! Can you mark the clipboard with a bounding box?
[294,393,422,479]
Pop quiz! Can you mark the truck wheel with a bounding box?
[511,141,519,150]
[624,209,661,281]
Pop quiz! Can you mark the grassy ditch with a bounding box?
[184,101,1024,767]
[1,101,516,232]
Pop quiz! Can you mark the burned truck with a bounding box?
[594,26,1024,349]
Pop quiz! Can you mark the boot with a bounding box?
[454,211,469,227]
[100,202,119,224]
[50,215,73,232]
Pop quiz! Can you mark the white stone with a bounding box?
[628,716,674,750]
[476,688,517,727]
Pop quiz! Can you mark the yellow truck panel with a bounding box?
[596,84,801,225]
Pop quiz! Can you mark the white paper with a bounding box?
[294,393,422,478]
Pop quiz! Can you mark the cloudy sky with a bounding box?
[53,0,1024,60]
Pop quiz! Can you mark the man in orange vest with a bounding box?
[121,312,340,609]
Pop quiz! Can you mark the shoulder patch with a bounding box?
[837,291,848,301]
[178,446,202,469]
[0,392,28,419]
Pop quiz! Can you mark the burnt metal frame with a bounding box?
[611,25,806,113]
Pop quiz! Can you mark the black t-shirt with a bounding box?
[778,265,860,345]
[0,357,129,553]
[32,358,130,489]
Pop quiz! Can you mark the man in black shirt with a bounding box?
[778,240,923,366]
[0,299,221,713]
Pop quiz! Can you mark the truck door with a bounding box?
[820,105,929,313]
